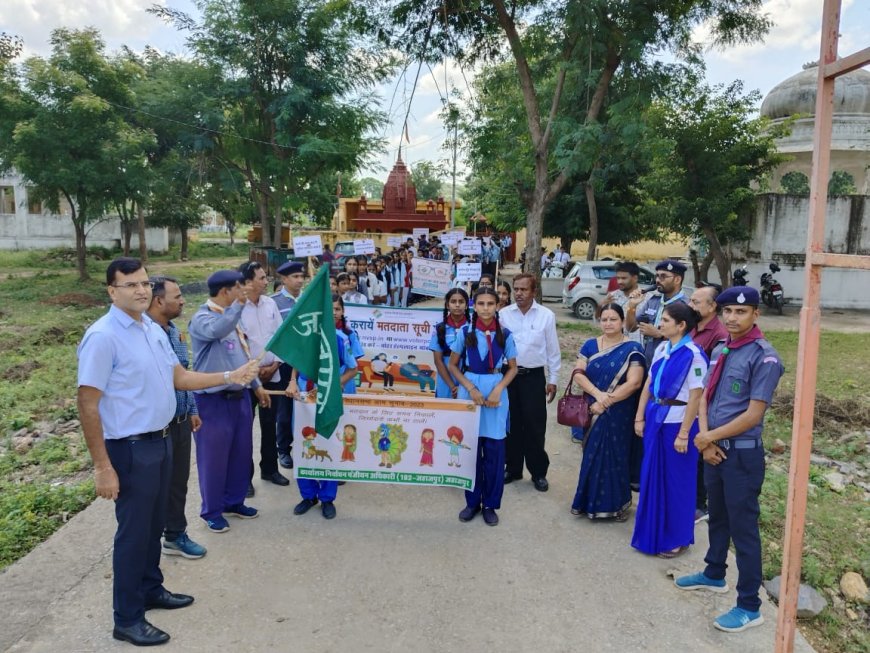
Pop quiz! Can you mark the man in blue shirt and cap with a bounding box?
[77,258,258,646]
[189,270,272,534]
[674,286,784,634]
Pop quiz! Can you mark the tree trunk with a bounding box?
[73,220,89,282]
[272,186,284,248]
[524,197,546,297]
[228,222,235,246]
[137,202,147,262]
[700,250,714,283]
[248,179,271,247]
[701,223,731,288]
[559,236,574,257]
[123,221,132,256]
[180,228,189,261]
[585,179,599,261]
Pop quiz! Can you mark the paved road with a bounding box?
[0,377,814,653]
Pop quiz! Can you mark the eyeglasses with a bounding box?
[111,281,155,290]
[655,273,675,280]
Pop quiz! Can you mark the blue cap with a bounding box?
[717,285,760,306]
[276,261,304,276]
[207,270,244,293]
[656,259,687,276]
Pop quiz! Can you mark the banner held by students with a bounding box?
[265,266,342,437]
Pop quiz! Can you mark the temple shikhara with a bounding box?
[332,155,457,233]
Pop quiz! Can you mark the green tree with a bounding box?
[780,171,810,195]
[0,29,154,280]
[638,81,785,286]
[828,170,857,196]
[410,160,445,201]
[359,176,385,199]
[386,0,771,280]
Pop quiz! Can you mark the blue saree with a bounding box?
[571,339,646,519]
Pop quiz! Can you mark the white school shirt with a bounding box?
[498,301,561,385]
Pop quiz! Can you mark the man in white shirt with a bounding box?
[499,273,561,492]
[239,261,289,487]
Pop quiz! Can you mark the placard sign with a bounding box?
[292,235,323,257]
[387,236,404,248]
[412,227,430,239]
[353,239,376,255]
[454,262,482,283]
[410,257,453,297]
[458,238,482,255]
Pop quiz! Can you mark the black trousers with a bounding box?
[163,417,192,540]
[505,368,550,479]
[275,364,294,456]
[251,381,280,474]
[106,435,171,627]
[696,456,707,510]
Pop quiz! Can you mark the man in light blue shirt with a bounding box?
[77,258,258,647]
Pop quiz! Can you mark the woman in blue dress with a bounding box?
[631,302,708,558]
[429,288,470,398]
[447,287,518,527]
[570,303,646,521]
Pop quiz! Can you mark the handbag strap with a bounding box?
[564,368,585,398]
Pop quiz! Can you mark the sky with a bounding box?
[3,0,869,182]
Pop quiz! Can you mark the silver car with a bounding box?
[561,261,656,319]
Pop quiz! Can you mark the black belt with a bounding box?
[654,398,687,406]
[516,366,543,375]
[173,414,188,424]
[221,390,246,400]
[122,426,169,442]
[719,438,762,450]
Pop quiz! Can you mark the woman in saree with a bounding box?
[631,302,707,558]
[569,304,646,521]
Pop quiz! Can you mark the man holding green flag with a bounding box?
[266,265,343,439]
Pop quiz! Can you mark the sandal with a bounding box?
[656,546,688,559]
[570,508,583,516]
[613,511,629,523]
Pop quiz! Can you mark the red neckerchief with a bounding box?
[705,325,764,402]
[475,317,496,370]
[446,315,467,328]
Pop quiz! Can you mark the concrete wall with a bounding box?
[0,171,169,252]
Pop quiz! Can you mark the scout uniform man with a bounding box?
[674,286,784,633]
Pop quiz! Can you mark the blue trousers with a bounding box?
[275,364,294,456]
[703,447,765,612]
[465,437,505,510]
[193,392,253,520]
[105,436,171,627]
[297,479,338,502]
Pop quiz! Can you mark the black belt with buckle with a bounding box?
[222,390,245,400]
[174,414,188,425]
[654,397,687,406]
[516,366,543,376]
[123,426,169,442]
[719,438,762,450]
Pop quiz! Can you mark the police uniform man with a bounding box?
[271,261,305,467]
[625,259,688,489]
[675,286,784,633]
[189,270,271,534]
[77,258,257,646]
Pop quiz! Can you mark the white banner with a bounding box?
[458,238,482,255]
[412,227,430,238]
[353,238,376,255]
[440,232,460,246]
[410,256,453,297]
[387,235,404,247]
[292,234,323,257]
[293,395,480,489]
[455,262,482,283]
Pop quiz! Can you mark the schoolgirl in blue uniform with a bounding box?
[334,294,364,393]
[287,294,358,520]
[429,288,470,398]
[448,287,518,526]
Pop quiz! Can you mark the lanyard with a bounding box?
[207,300,251,359]
[654,292,685,327]
[653,334,692,399]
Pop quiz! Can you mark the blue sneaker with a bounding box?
[674,572,729,593]
[205,516,230,533]
[714,606,764,632]
[223,504,259,519]
[162,533,207,559]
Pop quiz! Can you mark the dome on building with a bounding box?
[760,64,870,120]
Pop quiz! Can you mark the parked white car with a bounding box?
[561,261,656,319]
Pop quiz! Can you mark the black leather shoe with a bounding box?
[112,620,170,646]
[458,505,481,522]
[533,477,549,492]
[279,453,293,469]
[321,501,336,519]
[145,589,194,610]
[246,482,255,498]
[482,508,499,526]
[504,471,522,484]
[293,498,318,515]
[261,471,290,486]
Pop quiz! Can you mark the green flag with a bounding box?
[265,265,342,438]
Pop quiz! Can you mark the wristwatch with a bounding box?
[223,371,231,383]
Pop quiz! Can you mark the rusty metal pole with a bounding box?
[773,1,839,650]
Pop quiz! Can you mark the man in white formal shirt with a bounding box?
[499,273,561,492]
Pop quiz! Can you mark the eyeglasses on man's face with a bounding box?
[111,281,155,290]
[655,273,675,280]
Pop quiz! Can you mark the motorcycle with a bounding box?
[760,262,785,315]
[731,264,749,287]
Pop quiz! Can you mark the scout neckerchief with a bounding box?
[654,291,686,327]
[652,334,693,400]
[705,325,764,402]
[476,317,497,371]
[446,315,467,329]
[206,299,251,359]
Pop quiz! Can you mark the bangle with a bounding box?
[223,371,231,383]
[634,419,644,423]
